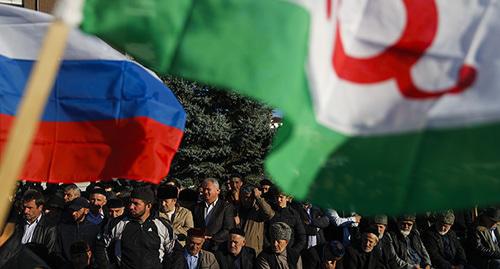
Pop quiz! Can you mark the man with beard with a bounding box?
[87,188,107,225]
[344,226,384,269]
[215,228,256,269]
[103,186,176,269]
[57,197,100,267]
[256,222,303,269]
[106,198,125,220]
[390,214,432,269]
[238,185,274,254]
[422,211,468,269]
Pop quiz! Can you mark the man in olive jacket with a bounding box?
[238,185,274,254]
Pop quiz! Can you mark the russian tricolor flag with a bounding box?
[0,5,186,183]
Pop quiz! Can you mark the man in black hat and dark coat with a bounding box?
[56,197,100,268]
[469,207,500,269]
[100,186,177,269]
[215,228,256,269]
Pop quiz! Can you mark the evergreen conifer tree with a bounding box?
[164,76,275,187]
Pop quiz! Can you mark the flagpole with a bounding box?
[0,0,83,227]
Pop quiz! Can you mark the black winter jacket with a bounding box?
[215,244,255,269]
[265,206,307,253]
[422,226,467,269]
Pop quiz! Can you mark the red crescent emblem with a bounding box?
[329,0,477,99]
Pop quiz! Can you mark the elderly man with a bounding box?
[256,222,303,269]
[390,214,432,269]
[63,184,81,203]
[372,215,399,268]
[469,207,500,269]
[158,184,194,245]
[215,228,256,269]
[344,226,384,269]
[422,211,468,269]
[107,198,125,220]
[104,187,176,269]
[193,178,235,251]
[172,228,220,269]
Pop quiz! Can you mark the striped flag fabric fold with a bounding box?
[81,0,500,214]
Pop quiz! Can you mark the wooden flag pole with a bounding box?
[0,20,70,227]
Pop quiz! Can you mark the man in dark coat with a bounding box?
[215,228,256,269]
[101,187,177,269]
[422,211,469,269]
[56,197,100,268]
[468,207,500,269]
[0,220,50,269]
[193,178,235,251]
[302,240,345,269]
[18,189,58,265]
[390,214,432,269]
[298,202,330,249]
[264,189,306,254]
[344,226,384,269]
[256,222,303,269]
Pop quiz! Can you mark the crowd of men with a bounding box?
[1,176,500,269]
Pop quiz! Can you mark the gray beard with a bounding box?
[400,230,411,237]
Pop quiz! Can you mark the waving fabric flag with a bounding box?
[82,0,500,214]
[0,5,185,184]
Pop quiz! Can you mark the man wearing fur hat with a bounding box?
[256,222,303,269]
[372,215,399,269]
[469,207,500,269]
[390,214,432,269]
[422,211,468,269]
[158,184,194,246]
